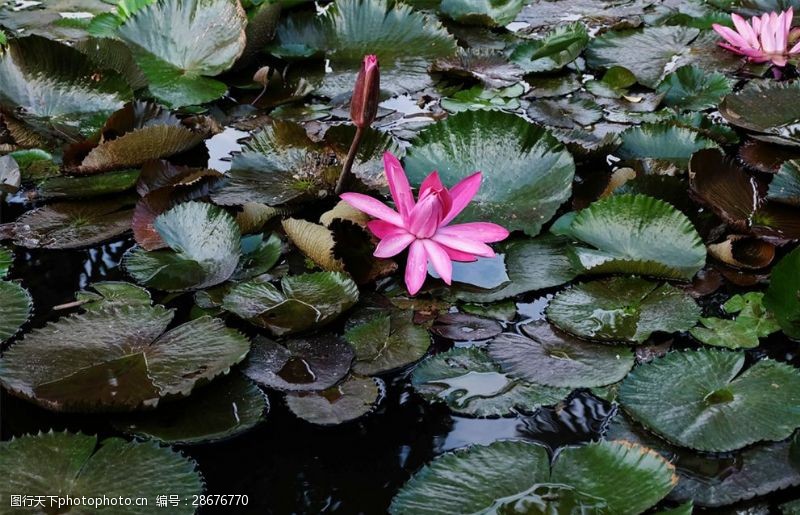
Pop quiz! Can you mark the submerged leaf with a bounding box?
[345,306,430,375]
[285,375,382,425]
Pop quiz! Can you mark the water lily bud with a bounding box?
[350,54,379,128]
[253,66,270,87]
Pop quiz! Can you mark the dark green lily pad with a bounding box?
[769,160,800,206]
[430,313,502,341]
[489,321,635,388]
[526,95,603,130]
[116,0,247,107]
[656,65,732,112]
[232,233,282,281]
[440,0,523,26]
[411,347,570,417]
[390,439,677,515]
[0,305,250,412]
[37,169,141,200]
[0,280,32,343]
[0,36,131,139]
[432,49,523,89]
[285,375,382,426]
[74,281,152,312]
[404,110,575,235]
[0,431,202,513]
[5,197,134,249]
[344,308,430,375]
[586,26,700,88]
[124,202,241,291]
[0,0,114,40]
[691,292,780,349]
[617,124,719,165]
[720,80,800,146]
[556,194,706,280]
[223,272,359,336]
[241,335,354,392]
[619,349,800,452]
[510,22,588,73]
[113,373,268,445]
[546,277,701,344]
[765,247,800,340]
[0,244,12,278]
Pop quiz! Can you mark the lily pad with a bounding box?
[556,194,706,280]
[74,281,153,311]
[619,349,800,452]
[546,277,701,344]
[586,26,700,88]
[430,313,502,341]
[116,0,247,107]
[390,439,676,515]
[719,80,800,146]
[617,124,719,165]
[411,347,570,417]
[764,247,800,340]
[124,201,241,291]
[526,95,604,130]
[656,65,732,112]
[0,305,250,411]
[769,160,800,206]
[404,110,575,235]
[232,232,282,281]
[0,244,12,278]
[285,375,382,426]
[113,373,268,444]
[432,49,523,89]
[510,22,589,73]
[344,307,430,375]
[691,292,780,349]
[440,0,523,26]
[0,280,32,343]
[241,335,354,392]
[37,169,141,199]
[0,36,131,139]
[222,272,359,336]
[488,321,635,388]
[0,431,202,513]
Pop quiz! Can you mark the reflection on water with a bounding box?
[206,127,249,172]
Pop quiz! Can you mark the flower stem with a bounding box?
[335,126,365,195]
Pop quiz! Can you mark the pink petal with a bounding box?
[789,40,800,53]
[418,170,444,198]
[367,219,403,238]
[405,240,427,295]
[407,194,443,238]
[374,231,416,258]
[732,13,760,48]
[384,152,415,222]
[340,192,404,227]
[713,24,751,49]
[422,240,452,285]
[440,222,509,243]
[431,232,494,258]
[718,42,765,58]
[442,246,478,262]
[440,172,482,225]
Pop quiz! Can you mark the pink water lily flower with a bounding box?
[340,152,509,295]
[713,8,800,66]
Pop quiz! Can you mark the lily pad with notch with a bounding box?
[690,292,780,349]
[285,375,383,426]
[720,80,800,146]
[72,281,153,312]
[510,22,589,73]
[656,64,732,112]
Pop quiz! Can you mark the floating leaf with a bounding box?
[116,0,247,107]
[390,439,676,515]
[0,431,202,513]
[37,169,141,200]
[0,0,115,40]
[619,349,800,452]
[510,23,589,73]
[546,277,701,344]
[124,202,241,291]
[691,292,780,349]
[586,26,700,88]
[488,321,635,388]
[0,244,12,278]
[0,305,250,411]
[74,281,153,312]
[404,110,575,236]
[720,80,800,146]
[281,217,345,272]
[0,281,32,343]
[430,313,502,341]
[285,375,382,426]
[344,307,430,375]
[656,65,732,112]
[769,160,800,206]
[707,234,775,270]
[556,194,706,280]
[432,48,523,89]
[223,272,359,336]
[242,335,354,392]
[617,124,719,165]
[526,95,604,130]
[232,232,282,281]
[113,373,268,444]
[764,247,800,339]
[411,347,569,417]
[440,0,523,26]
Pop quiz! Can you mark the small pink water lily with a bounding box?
[713,8,800,66]
[340,152,509,295]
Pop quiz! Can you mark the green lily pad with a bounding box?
[404,110,575,235]
[619,349,800,452]
[37,169,141,200]
[586,26,700,88]
[526,95,603,130]
[74,281,153,311]
[0,431,202,514]
[411,347,570,417]
[440,0,523,26]
[0,280,32,343]
[617,124,719,165]
[546,277,701,344]
[222,272,359,336]
[691,292,781,349]
[769,160,800,206]
[112,373,268,444]
[285,375,382,426]
[344,306,430,375]
[116,0,247,107]
[231,232,282,281]
[432,49,523,89]
[488,321,635,388]
[510,22,589,73]
[241,335,354,392]
[454,236,582,303]
[5,197,134,249]
[765,247,800,340]
[556,194,706,280]
[0,36,131,139]
[390,439,676,515]
[656,65,732,112]
[430,313,502,341]
[440,84,523,113]
[720,80,800,146]
[0,305,250,412]
[0,0,115,40]
[124,201,242,291]
[0,244,12,278]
